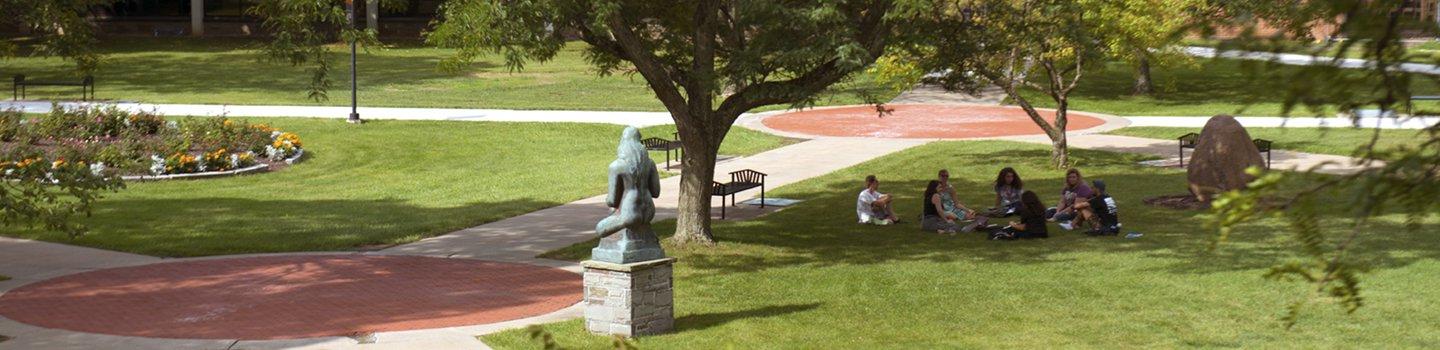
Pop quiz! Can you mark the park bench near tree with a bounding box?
[711,169,767,219]
[1178,132,1272,168]
[643,131,683,169]
[13,74,95,101]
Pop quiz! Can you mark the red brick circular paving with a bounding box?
[762,104,1107,138]
[0,255,581,340]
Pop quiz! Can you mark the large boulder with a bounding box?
[1187,115,1265,202]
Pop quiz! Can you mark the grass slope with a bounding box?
[7,38,899,111]
[486,140,1440,349]
[1,119,791,257]
[1107,126,1433,156]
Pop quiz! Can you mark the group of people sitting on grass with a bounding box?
[855,167,1120,240]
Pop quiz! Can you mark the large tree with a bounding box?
[421,0,913,244]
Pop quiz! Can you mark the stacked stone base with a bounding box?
[582,258,675,337]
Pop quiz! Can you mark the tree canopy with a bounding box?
[425,0,919,244]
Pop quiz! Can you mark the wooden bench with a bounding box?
[711,169,766,219]
[642,135,682,169]
[13,74,94,101]
[1178,132,1273,169]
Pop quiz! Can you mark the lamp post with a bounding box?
[345,0,362,124]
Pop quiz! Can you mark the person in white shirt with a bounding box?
[857,175,899,225]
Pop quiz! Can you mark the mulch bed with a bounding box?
[1143,194,1210,210]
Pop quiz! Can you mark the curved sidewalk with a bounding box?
[0,101,676,127]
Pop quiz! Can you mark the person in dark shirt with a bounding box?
[991,190,1049,240]
[922,180,960,234]
[1076,179,1121,236]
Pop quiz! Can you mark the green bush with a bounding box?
[0,110,21,142]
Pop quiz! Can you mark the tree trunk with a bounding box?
[671,131,720,246]
[1133,55,1154,96]
[1051,131,1069,167]
[1052,98,1071,168]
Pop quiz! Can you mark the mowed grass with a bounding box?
[0,118,792,257]
[1108,126,1435,156]
[1018,58,1440,117]
[486,140,1440,349]
[5,38,899,111]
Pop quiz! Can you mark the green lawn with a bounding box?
[1018,58,1440,117]
[6,38,898,112]
[487,140,1440,349]
[1107,126,1433,156]
[0,118,791,257]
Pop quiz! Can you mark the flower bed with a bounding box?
[1,106,305,180]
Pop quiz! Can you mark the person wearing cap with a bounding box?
[1074,179,1121,235]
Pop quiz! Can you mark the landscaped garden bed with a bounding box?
[1,107,304,180]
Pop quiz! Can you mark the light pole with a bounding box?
[345,0,362,124]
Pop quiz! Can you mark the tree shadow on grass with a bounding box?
[675,303,821,333]
[546,144,1440,283]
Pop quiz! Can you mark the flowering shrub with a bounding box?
[0,106,304,177]
[164,153,199,174]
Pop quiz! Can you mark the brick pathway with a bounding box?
[759,104,1107,139]
[0,255,580,340]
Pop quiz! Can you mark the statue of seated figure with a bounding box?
[592,126,666,264]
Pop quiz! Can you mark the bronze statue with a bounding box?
[592,126,666,264]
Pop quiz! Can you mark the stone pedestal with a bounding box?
[582,258,675,337]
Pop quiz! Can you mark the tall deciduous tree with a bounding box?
[893,0,1108,167]
[424,0,913,244]
[1080,0,1203,95]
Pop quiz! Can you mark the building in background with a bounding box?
[91,0,442,38]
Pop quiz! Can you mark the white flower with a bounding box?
[270,130,282,139]
[89,162,106,176]
[150,155,166,175]
[195,154,207,172]
[229,154,241,168]
[165,121,179,129]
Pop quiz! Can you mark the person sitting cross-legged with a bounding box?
[856,175,899,225]
[936,169,989,232]
[923,180,961,234]
[1045,168,1093,231]
[1075,179,1121,236]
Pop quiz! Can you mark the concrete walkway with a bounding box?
[1124,115,1440,130]
[997,133,1376,175]
[1183,46,1440,75]
[0,101,676,127]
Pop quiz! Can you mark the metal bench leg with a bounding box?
[1178,146,1184,167]
[720,198,726,219]
[760,184,766,209]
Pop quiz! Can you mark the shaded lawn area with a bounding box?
[0,118,792,257]
[1108,126,1434,156]
[1019,58,1440,117]
[488,140,1440,349]
[5,38,899,112]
